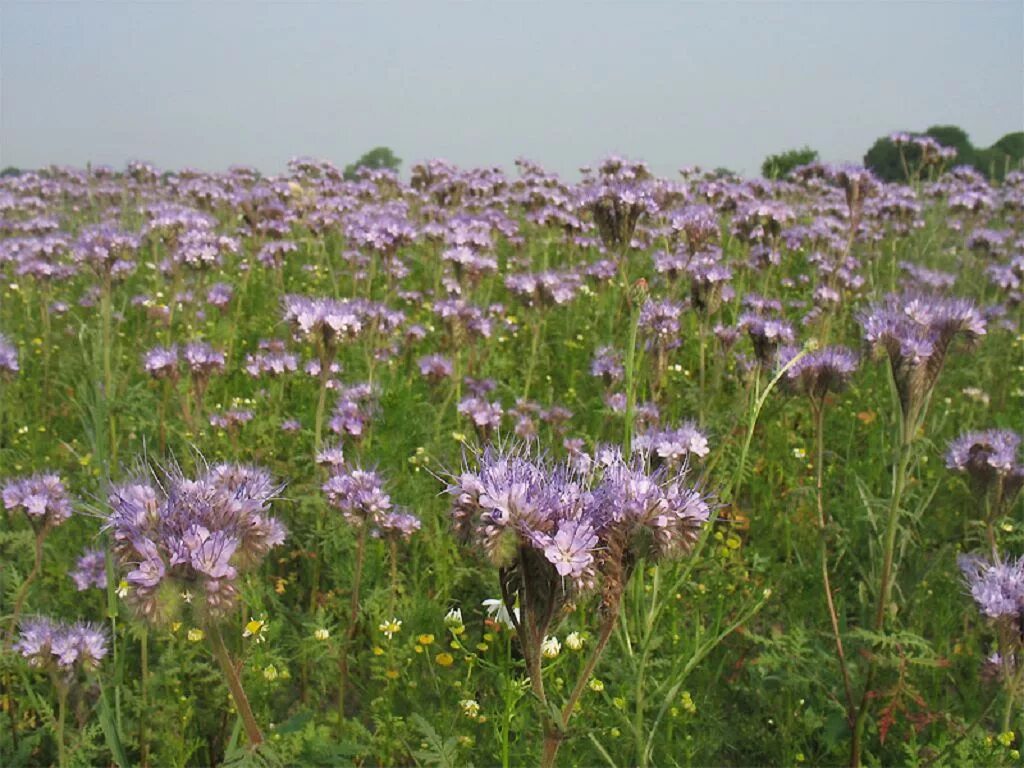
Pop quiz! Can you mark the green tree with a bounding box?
[343,146,401,181]
[761,146,819,180]
[0,166,21,178]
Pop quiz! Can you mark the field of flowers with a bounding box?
[0,148,1022,767]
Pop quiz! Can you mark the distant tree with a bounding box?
[0,166,21,178]
[983,132,1024,180]
[344,147,401,181]
[761,146,819,180]
[863,137,906,182]
[923,125,972,159]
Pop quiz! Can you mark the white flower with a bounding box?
[482,598,519,629]
[313,627,330,641]
[541,635,561,659]
[444,608,464,629]
[460,699,480,719]
[566,632,584,651]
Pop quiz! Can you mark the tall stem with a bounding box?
[55,681,68,768]
[208,625,263,749]
[851,411,915,766]
[140,629,150,767]
[338,521,368,723]
[813,401,855,715]
[623,304,642,455]
[8,525,47,647]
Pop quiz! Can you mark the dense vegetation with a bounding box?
[1,155,1023,767]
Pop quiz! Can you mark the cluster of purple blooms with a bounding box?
[946,429,1024,515]
[959,554,1024,622]
[15,617,108,673]
[70,548,108,591]
[0,332,19,377]
[633,422,711,465]
[104,464,286,623]
[2,473,73,525]
[777,345,860,401]
[449,443,711,597]
[321,459,421,541]
[861,292,986,424]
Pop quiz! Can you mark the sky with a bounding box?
[0,1,1021,179]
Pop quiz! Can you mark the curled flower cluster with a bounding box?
[959,554,1024,621]
[449,443,711,597]
[861,292,986,427]
[947,429,1024,516]
[70,548,108,591]
[778,345,859,401]
[634,422,711,464]
[104,464,286,623]
[322,463,420,541]
[16,617,108,673]
[2,473,73,525]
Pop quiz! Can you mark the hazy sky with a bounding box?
[1,1,1021,178]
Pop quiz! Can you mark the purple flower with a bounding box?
[72,223,139,280]
[16,617,108,672]
[959,554,1024,620]
[947,430,1024,514]
[143,345,179,379]
[948,430,1021,477]
[0,333,19,378]
[634,422,711,463]
[182,342,226,382]
[542,518,598,579]
[418,354,454,383]
[105,463,285,623]
[778,345,859,400]
[2,473,73,525]
[861,292,985,424]
[71,548,108,591]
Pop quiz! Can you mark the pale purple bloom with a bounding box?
[71,548,108,591]
[959,554,1024,620]
[2,473,73,525]
[418,354,454,382]
[105,463,285,622]
[143,345,179,379]
[0,333,18,377]
[16,617,108,672]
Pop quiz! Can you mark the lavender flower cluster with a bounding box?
[449,443,711,596]
[2,473,73,525]
[104,464,286,623]
[16,617,108,673]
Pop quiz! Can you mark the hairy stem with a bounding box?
[208,625,263,749]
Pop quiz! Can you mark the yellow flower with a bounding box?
[313,628,330,641]
[385,669,400,680]
[373,646,385,656]
[680,691,697,714]
[998,731,1015,747]
[187,628,205,642]
[417,634,434,645]
[435,652,454,667]
[243,617,267,643]
[378,617,402,639]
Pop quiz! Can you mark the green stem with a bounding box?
[338,521,369,724]
[7,525,47,648]
[56,681,68,768]
[208,625,263,749]
[623,304,642,455]
[813,401,855,716]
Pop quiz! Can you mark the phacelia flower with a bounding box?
[2,473,73,525]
